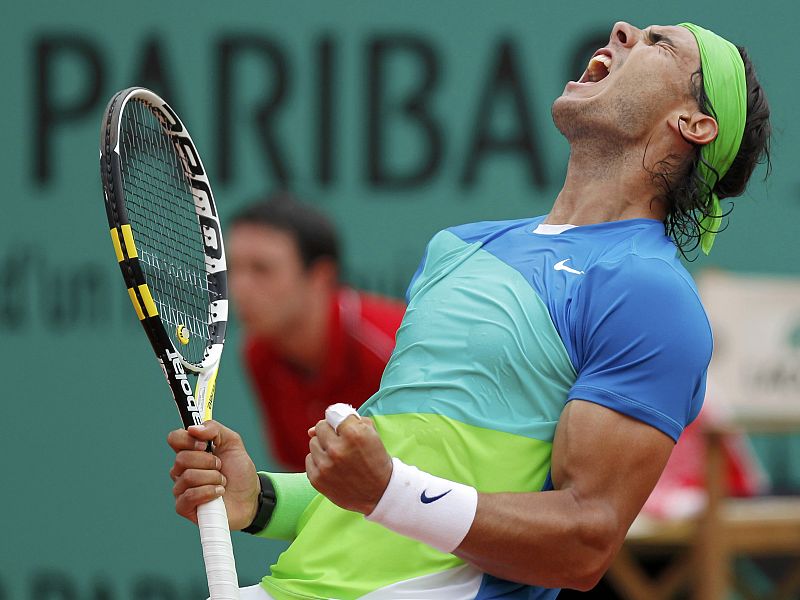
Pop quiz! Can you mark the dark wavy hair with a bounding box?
[650,47,771,257]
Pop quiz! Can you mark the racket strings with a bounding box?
[119,99,215,365]
[123,125,211,352]
[122,119,210,337]
[124,106,211,312]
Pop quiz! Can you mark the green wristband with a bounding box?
[254,472,319,540]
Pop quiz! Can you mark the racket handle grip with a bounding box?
[197,496,240,599]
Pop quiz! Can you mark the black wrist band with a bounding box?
[242,472,277,534]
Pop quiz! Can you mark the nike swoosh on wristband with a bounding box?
[420,489,452,504]
[553,259,585,275]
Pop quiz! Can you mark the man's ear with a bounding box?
[308,257,338,290]
[669,111,719,146]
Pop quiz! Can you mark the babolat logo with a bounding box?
[166,349,203,425]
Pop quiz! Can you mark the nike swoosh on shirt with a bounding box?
[420,489,452,504]
[553,259,585,275]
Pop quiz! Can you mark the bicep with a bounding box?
[551,400,675,538]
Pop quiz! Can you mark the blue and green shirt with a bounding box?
[260,216,713,599]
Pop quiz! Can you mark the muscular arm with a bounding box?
[454,400,674,591]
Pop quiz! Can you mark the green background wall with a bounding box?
[2,1,797,597]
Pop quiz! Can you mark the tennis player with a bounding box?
[168,21,770,599]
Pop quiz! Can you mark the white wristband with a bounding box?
[366,457,478,553]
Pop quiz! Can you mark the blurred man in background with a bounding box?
[227,194,405,470]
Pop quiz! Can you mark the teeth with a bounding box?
[583,54,611,83]
[589,55,611,69]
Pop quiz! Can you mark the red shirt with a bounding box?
[243,288,406,470]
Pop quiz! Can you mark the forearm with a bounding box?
[455,489,622,591]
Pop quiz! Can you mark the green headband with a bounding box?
[678,23,747,254]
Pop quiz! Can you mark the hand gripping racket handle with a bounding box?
[197,497,240,599]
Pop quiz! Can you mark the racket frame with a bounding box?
[99,87,229,429]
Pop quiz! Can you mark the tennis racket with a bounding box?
[99,87,239,600]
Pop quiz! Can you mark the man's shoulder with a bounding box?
[444,216,543,244]
[414,217,543,273]
[335,289,403,363]
[339,288,405,336]
[579,249,711,353]
[241,334,280,375]
[586,237,700,300]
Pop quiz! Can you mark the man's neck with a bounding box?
[274,289,335,375]
[547,141,668,226]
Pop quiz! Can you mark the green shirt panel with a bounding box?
[261,414,553,599]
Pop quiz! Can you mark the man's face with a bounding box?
[552,22,701,145]
[227,223,312,337]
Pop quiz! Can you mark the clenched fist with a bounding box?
[306,415,393,515]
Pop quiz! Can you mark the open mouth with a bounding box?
[578,51,612,84]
